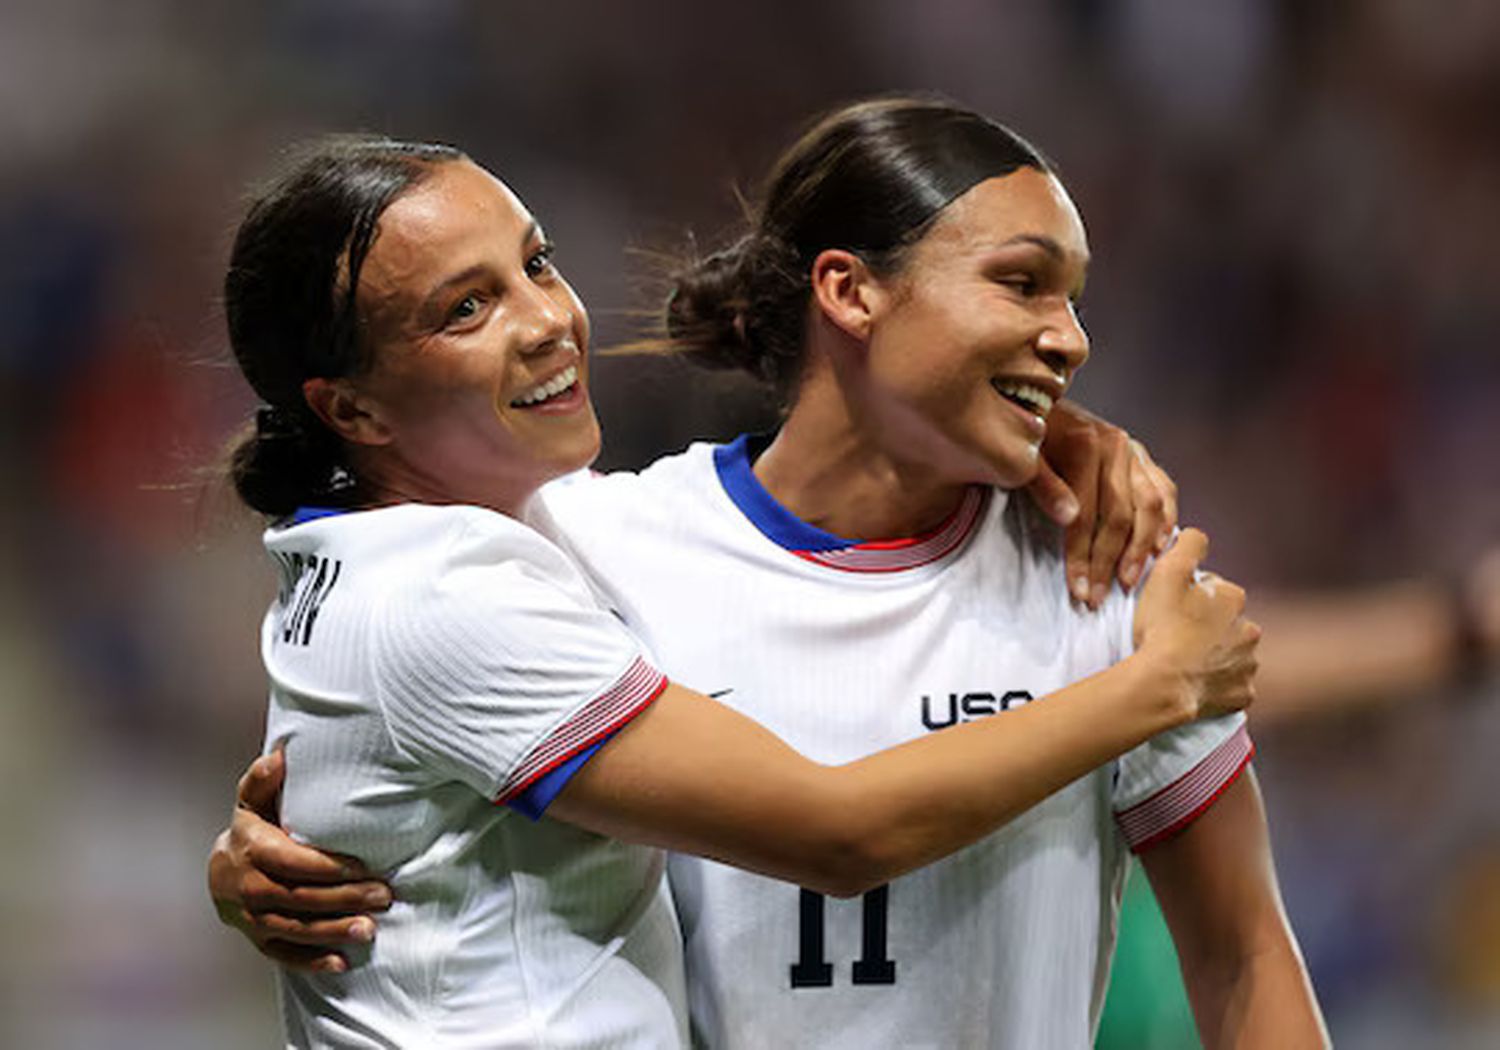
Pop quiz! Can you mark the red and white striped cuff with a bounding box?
[1115,724,1255,852]
[495,656,668,803]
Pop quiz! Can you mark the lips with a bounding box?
[510,364,579,407]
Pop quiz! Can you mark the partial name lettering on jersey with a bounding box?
[270,550,342,646]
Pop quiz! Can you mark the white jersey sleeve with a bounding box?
[369,511,666,804]
[1103,556,1255,851]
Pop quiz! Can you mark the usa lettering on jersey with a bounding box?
[920,688,1033,730]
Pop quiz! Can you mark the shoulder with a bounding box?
[997,488,1066,573]
[540,444,716,509]
[366,504,636,679]
[269,502,591,613]
[988,489,1137,660]
[534,443,722,543]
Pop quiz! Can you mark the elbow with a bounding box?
[790,821,905,899]
[771,770,931,897]
[800,865,887,900]
[808,865,886,900]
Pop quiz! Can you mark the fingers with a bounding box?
[1059,430,1103,607]
[1234,617,1263,649]
[258,939,352,974]
[239,867,392,916]
[1196,572,1245,615]
[1118,441,1172,591]
[235,748,285,820]
[1085,427,1134,607]
[1206,628,1261,717]
[1023,456,1082,527]
[1036,400,1102,603]
[234,807,375,885]
[1153,528,1209,590]
[251,910,379,948]
[1131,440,1178,552]
[1208,679,1257,716]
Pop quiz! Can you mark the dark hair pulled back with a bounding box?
[225,136,465,517]
[666,96,1050,399]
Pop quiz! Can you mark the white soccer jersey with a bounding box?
[536,437,1252,1050]
[260,503,687,1049]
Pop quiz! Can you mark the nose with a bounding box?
[515,280,575,357]
[1035,299,1089,379]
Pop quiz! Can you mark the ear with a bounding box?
[808,249,884,342]
[302,377,392,446]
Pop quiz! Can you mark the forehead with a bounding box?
[362,160,534,294]
[916,168,1089,265]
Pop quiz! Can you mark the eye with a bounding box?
[445,292,485,327]
[525,242,556,279]
[997,274,1038,296]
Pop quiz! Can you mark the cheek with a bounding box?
[374,359,497,437]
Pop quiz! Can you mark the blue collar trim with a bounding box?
[712,435,858,553]
[289,505,348,526]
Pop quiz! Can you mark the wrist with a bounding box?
[1121,646,1197,731]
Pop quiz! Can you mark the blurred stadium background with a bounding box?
[1,1,1497,1046]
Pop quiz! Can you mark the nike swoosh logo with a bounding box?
[707,688,734,699]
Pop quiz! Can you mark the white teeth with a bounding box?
[512,365,578,407]
[992,379,1055,417]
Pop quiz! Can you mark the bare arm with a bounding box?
[554,649,1195,897]
[212,529,1253,960]
[1140,768,1328,1049]
[554,519,1251,898]
[1253,550,1500,725]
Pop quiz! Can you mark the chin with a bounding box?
[981,453,1041,492]
[556,422,603,476]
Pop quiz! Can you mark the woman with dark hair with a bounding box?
[209,102,1309,1048]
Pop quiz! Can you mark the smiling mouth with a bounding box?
[990,379,1055,419]
[511,365,579,407]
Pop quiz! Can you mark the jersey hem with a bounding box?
[1117,724,1255,852]
[493,656,668,803]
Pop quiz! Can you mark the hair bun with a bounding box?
[230,409,353,518]
[665,238,754,366]
[666,234,805,388]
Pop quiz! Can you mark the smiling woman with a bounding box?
[232,148,600,519]
[210,119,1282,1049]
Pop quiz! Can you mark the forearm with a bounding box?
[559,650,1193,896]
[1183,931,1326,1050]
[829,650,1192,886]
[1145,772,1328,1049]
[1253,580,1458,725]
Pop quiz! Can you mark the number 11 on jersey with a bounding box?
[790,885,897,988]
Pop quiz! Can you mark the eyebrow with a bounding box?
[991,233,1088,266]
[988,234,1090,299]
[417,220,544,312]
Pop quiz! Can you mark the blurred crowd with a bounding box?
[1,1,1496,1047]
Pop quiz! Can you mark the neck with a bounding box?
[753,388,972,541]
[353,450,537,520]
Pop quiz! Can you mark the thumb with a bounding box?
[1025,457,1081,527]
[236,744,285,819]
[1151,527,1208,591]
